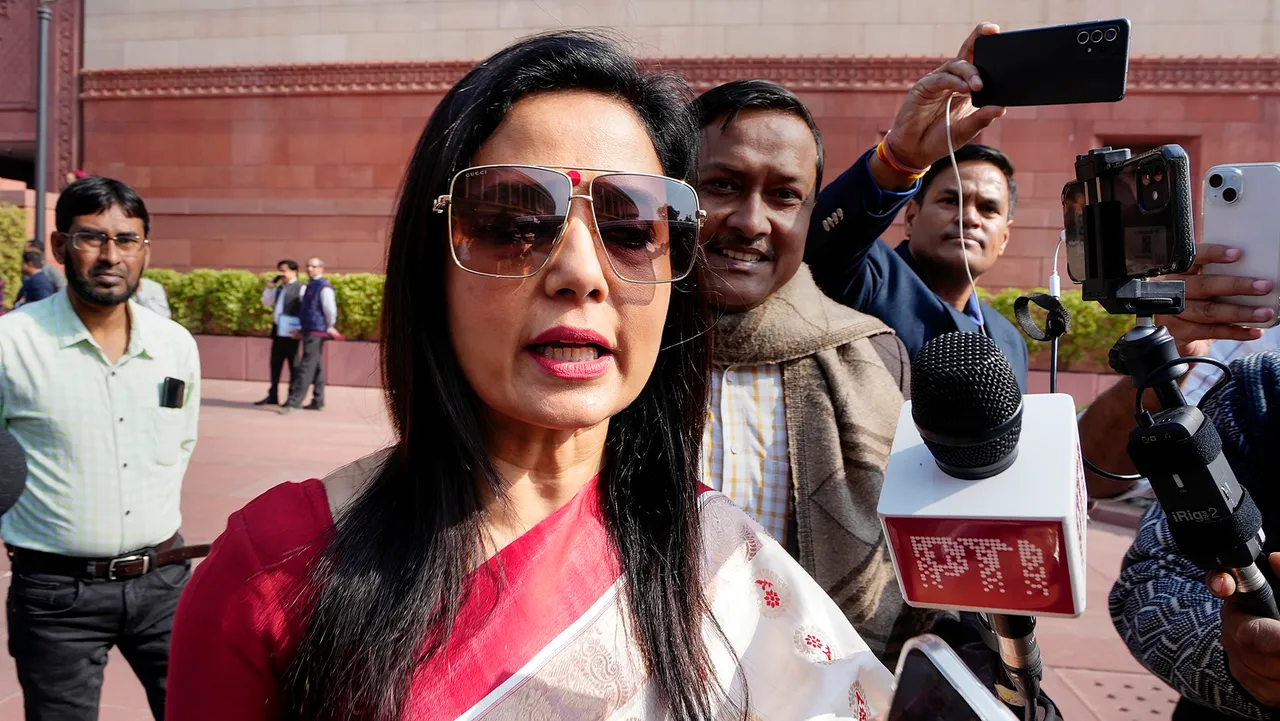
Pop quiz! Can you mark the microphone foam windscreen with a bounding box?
[0,429,27,516]
[911,331,1023,474]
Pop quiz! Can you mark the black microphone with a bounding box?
[912,330,1024,480]
[0,428,28,516]
[910,332,1046,713]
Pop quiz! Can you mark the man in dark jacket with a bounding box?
[16,250,56,307]
[806,143,1028,388]
[280,257,337,414]
[799,24,1029,388]
[256,259,303,407]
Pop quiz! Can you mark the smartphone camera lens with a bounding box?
[1209,173,1224,188]
[1104,27,1118,42]
[1091,29,1104,43]
[1223,187,1239,203]
[1153,165,1165,183]
[1141,173,1151,186]
[1077,30,1090,44]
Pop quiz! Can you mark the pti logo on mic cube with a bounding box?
[879,394,1088,617]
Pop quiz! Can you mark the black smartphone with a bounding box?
[887,635,1015,720]
[1063,145,1196,284]
[161,377,186,409]
[971,19,1131,107]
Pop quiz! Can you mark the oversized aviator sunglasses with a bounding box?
[433,165,705,284]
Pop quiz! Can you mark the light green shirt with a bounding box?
[0,289,201,556]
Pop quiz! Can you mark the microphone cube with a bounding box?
[879,394,1088,618]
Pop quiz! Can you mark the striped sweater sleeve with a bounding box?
[1110,502,1278,720]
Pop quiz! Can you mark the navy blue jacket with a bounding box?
[299,277,332,333]
[803,150,1029,391]
[16,271,56,307]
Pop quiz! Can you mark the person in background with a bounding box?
[1111,350,1280,720]
[256,259,303,407]
[15,249,55,307]
[691,79,929,664]
[166,30,897,720]
[0,176,202,720]
[134,277,172,319]
[26,238,67,291]
[279,257,336,414]
[802,25,1029,389]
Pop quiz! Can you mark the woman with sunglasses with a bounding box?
[165,31,893,720]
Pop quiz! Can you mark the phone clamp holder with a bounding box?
[1086,278,1185,317]
[1074,146,1187,316]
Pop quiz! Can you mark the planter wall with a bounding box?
[194,335,382,389]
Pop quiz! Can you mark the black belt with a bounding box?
[6,535,212,582]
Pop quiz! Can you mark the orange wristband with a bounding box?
[876,138,929,180]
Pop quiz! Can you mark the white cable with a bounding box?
[1050,231,1065,299]
[944,93,989,338]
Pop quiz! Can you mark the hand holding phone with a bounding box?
[1144,243,1268,358]
[875,23,1008,175]
[1200,164,1280,328]
[972,19,1130,107]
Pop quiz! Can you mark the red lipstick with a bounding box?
[526,326,615,380]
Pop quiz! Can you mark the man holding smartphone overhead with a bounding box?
[0,177,203,720]
[801,24,1032,388]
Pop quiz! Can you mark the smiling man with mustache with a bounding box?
[693,79,933,666]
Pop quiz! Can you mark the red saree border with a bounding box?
[412,475,618,719]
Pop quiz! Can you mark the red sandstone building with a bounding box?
[3,0,1280,291]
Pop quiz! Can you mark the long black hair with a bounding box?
[283,30,726,720]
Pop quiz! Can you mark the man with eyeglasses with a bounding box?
[0,176,202,720]
[279,256,338,414]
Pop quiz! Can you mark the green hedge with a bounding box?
[981,287,1134,370]
[142,268,384,341]
[0,203,25,311]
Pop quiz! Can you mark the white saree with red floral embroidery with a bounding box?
[406,477,895,720]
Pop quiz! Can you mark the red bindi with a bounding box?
[566,169,581,186]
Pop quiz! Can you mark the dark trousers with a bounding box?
[265,335,299,403]
[6,559,191,721]
[286,334,326,408]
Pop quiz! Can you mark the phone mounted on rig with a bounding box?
[1062,145,1196,316]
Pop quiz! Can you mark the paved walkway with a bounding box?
[0,380,1179,719]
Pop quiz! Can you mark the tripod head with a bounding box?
[1087,279,1186,316]
[1108,317,1188,409]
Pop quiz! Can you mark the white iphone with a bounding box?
[884,635,1017,720]
[1201,163,1280,328]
